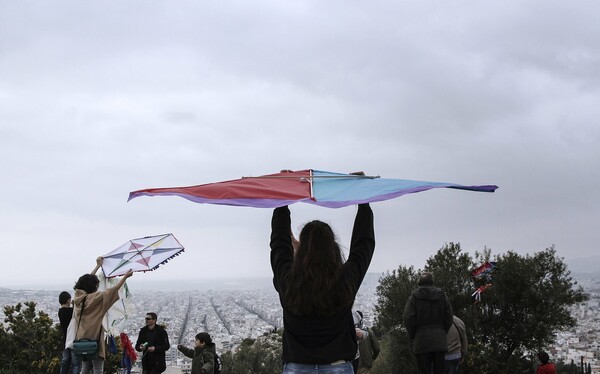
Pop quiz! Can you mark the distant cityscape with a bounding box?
[2,271,599,373]
[0,273,381,373]
[550,273,600,373]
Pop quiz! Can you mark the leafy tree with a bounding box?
[0,301,124,374]
[373,244,588,374]
[221,331,282,373]
[374,265,420,333]
[474,247,587,366]
[373,243,472,373]
[370,327,416,374]
[0,302,62,374]
[423,242,475,317]
[372,265,420,373]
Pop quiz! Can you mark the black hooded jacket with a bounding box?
[403,285,453,354]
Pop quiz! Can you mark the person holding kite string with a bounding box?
[270,172,375,374]
[70,257,133,374]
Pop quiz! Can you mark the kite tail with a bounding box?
[472,284,491,303]
[108,335,118,354]
[120,332,138,366]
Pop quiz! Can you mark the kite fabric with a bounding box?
[98,272,132,336]
[128,169,498,209]
[120,332,138,373]
[471,261,497,303]
[472,261,497,283]
[101,233,184,278]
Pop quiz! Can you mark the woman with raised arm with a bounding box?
[71,257,133,374]
[270,172,375,374]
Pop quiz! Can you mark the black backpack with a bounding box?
[214,352,223,374]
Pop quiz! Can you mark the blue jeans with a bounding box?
[445,359,460,374]
[60,348,81,374]
[283,361,354,373]
[79,357,104,374]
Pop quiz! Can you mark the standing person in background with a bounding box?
[270,170,375,374]
[403,272,453,374]
[352,310,368,372]
[72,257,133,374]
[177,332,216,374]
[357,311,380,374]
[59,291,80,374]
[136,312,170,374]
[445,315,468,374]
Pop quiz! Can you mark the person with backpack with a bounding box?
[177,332,218,374]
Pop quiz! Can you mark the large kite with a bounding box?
[97,234,184,341]
[128,169,498,208]
[101,233,185,278]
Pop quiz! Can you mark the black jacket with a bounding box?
[403,285,453,354]
[58,306,73,347]
[271,204,375,364]
[135,324,170,372]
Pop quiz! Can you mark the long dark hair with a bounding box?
[283,220,355,316]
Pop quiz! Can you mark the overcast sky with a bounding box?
[1,1,598,289]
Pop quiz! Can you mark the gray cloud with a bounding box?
[1,0,598,288]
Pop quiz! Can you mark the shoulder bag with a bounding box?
[72,296,99,361]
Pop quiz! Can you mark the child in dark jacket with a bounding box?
[178,332,215,374]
